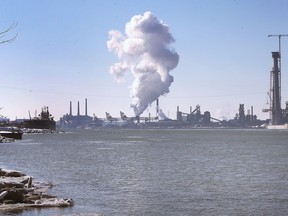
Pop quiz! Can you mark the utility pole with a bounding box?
[268,34,288,108]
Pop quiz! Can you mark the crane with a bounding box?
[268,34,288,109]
[268,34,288,55]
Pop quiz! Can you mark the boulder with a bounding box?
[3,182,25,189]
[0,183,6,189]
[24,193,41,204]
[3,189,24,203]
[0,191,8,201]
[0,169,7,177]
[0,167,73,211]
[5,171,25,177]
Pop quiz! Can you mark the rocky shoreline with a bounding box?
[0,135,15,143]
[0,168,73,212]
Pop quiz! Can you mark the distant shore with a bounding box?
[0,167,73,212]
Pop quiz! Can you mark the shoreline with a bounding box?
[0,167,73,212]
[0,135,15,143]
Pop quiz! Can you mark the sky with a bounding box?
[1,0,288,121]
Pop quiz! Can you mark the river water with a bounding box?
[1,129,288,216]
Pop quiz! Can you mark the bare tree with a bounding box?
[0,22,17,44]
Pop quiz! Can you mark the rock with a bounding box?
[4,189,24,203]
[0,167,73,211]
[0,183,6,189]
[0,136,14,143]
[0,169,7,177]
[2,200,15,204]
[34,199,42,204]
[0,191,8,201]
[21,178,29,185]
[5,171,25,177]
[24,192,41,203]
[54,198,74,207]
[42,193,56,199]
[27,176,33,188]
[3,182,25,189]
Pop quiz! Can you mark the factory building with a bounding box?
[176,105,219,127]
[231,104,266,127]
[58,99,97,129]
[178,105,212,126]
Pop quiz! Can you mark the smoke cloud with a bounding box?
[158,109,169,120]
[107,11,179,116]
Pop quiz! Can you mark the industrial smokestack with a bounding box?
[77,101,80,116]
[271,52,282,125]
[70,101,72,116]
[177,106,182,122]
[251,106,254,122]
[156,99,159,116]
[85,98,88,116]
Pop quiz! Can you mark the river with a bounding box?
[1,129,288,215]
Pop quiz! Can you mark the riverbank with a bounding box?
[0,168,73,212]
[0,135,15,143]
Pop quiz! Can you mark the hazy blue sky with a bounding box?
[1,0,288,121]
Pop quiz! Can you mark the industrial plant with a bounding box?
[57,97,268,129]
[3,44,288,131]
[2,34,288,131]
[57,35,288,130]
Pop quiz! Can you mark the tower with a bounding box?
[77,101,80,116]
[156,99,159,117]
[238,104,245,123]
[69,101,72,116]
[271,52,282,125]
[85,98,88,116]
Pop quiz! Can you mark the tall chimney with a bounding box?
[69,101,72,116]
[156,99,159,116]
[271,52,282,125]
[77,101,80,116]
[177,106,181,122]
[85,98,88,116]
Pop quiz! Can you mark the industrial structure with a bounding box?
[57,34,288,130]
[175,104,265,128]
[262,51,288,128]
[59,99,96,129]
[176,105,216,127]
[260,34,288,129]
[56,97,266,129]
[271,52,282,125]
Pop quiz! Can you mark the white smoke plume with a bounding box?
[107,11,179,116]
[158,109,169,120]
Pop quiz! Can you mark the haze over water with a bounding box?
[1,129,288,215]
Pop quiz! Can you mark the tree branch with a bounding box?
[0,22,18,44]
